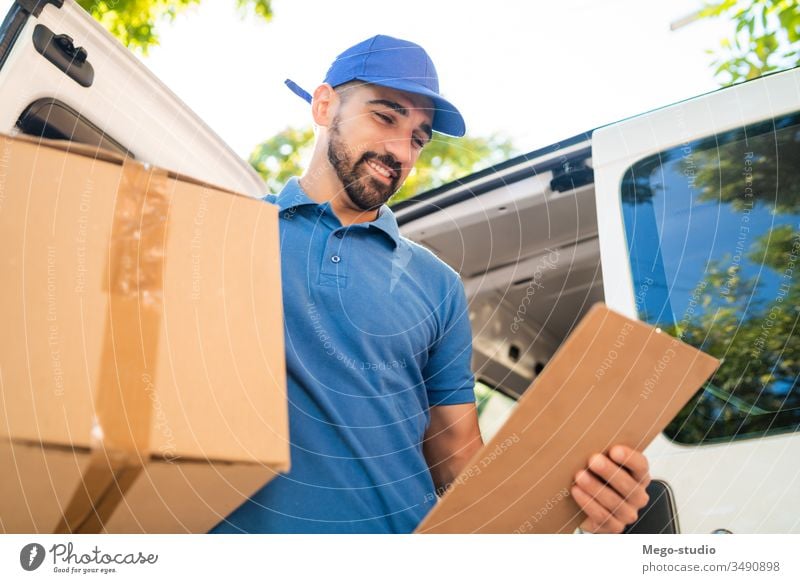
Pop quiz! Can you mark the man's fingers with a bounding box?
[574,447,652,533]
[588,453,650,509]
[571,486,625,534]
[609,445,651,483]
[580,518,600,533]
[573,469,640,526]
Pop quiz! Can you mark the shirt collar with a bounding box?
[369,204,402,250]
[275,177,401,249]
[273,177,320,213]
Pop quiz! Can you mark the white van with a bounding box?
[2,0,797,534]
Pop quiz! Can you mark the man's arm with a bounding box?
[422,402,484,495]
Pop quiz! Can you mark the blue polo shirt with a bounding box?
[209,177,475,534]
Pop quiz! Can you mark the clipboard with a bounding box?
[415,303,720,534]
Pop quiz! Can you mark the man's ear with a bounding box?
[310,83,338,127]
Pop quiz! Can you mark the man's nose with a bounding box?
[381,134,414,169]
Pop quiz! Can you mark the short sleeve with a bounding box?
[422,276,476,406]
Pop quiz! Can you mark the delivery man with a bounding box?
[210,35,651,534]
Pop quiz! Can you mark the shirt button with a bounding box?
[335,231,343,239]
[331,255,341,263]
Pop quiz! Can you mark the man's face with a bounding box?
[325,83,434,211]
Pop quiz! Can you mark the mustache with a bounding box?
[358,152,401,179]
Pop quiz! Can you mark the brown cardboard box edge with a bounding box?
[4,132,248,198]
[7,435,291,467]
[415,302,720,534]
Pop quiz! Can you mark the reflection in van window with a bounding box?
[620,113,800,445]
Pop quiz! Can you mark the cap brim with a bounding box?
[356,76,466,137]
[285,78,313,103]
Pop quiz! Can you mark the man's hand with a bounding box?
[571,445,651,534]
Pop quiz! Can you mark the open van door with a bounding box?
[0,0,265,196]
[592,67,800,533]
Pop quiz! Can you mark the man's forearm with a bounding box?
[422,402,484,495]
[426,436,483,494]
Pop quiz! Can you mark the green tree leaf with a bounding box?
[248,126,315,195]
[700,0,799,86]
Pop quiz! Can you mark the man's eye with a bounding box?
[413,137,426,149]
[375,112,393,123]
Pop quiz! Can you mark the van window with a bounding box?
[619,112,800,445]
[17,98,132,157]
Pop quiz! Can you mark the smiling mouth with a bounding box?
[364,159,396,182]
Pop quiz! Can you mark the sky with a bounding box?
[134,0,732,160]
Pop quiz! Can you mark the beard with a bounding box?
[326,116,401,211]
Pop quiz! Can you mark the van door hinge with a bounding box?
[16,0,64,18]
[550,161,594,193]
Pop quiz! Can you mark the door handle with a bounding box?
[32,23,94,87]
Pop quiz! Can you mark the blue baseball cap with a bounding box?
[285,35,466,137]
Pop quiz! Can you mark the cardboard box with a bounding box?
[416,303,719,534]
[0,133,289,533]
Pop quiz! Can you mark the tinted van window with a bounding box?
[620,112,800,444]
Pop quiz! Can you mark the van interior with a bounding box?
[394,141,601,434]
